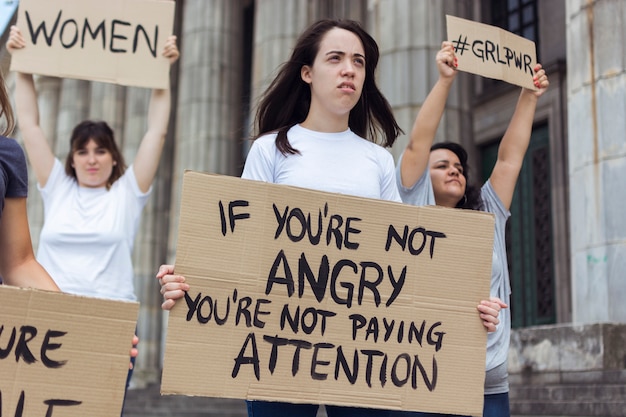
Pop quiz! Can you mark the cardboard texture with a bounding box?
[446,15,538,90]
[10,0,175,89]
[0,285,139,417]
[162,171,495,416]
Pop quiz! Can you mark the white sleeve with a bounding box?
[241,137,275,182]
[395,152,436,206]
[380,151,402,202]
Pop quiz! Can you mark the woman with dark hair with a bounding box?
[0,67,59,291]
[395,41,550,417]
[7,25,179,302]
[157,20,502,417]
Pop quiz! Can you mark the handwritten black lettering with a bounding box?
[110,20,130,53]
[385,225,446,258]
[59,19,78,48]
[230,335,439,390]
[266,251,407,308]
[0,391,81,417]
[470,38,534,76]
[219,200,250,236]
[81,20,105,49]
[272,203,361,249]
[24,10,160,57]
[40,331,67,369]
[348,315,446,351]
[184,290,271,328]
[231,332,260,380]
[310,342,334,380]
[0,325,68,368]
[279,304,336,336]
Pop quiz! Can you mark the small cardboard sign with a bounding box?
[446,15,538,90]
[161,171,495,416]
[0,285,139,417]
[10,0,175,89]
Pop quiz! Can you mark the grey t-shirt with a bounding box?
[396,156,511,394]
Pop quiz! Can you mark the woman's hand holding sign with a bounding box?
[157,264,189,310]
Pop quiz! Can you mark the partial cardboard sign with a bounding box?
[0,285,139,417]
[446,15,538,90]
[161,171,495,416]
[10,0,175,89]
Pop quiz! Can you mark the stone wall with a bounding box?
[509,323,626,416]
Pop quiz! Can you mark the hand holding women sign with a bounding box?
[446,15,539,90]
[9,0,175,89]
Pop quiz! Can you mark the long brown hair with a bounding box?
[65,120,126,189]
[0,71,15,136]
[254,19,402,154]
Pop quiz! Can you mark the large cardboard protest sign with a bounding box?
[0,285,139,417]
[10,0,175,89]
[161,172,495,416]
[447,15,538,90]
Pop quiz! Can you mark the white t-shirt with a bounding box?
[242,124,401,202]
[37,159,150,301]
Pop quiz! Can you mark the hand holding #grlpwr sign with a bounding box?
[9,0,175,89]
[446,15,538,90]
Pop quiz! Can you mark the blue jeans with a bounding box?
[246,401,392,417]
[120,337,138,417]
[387,392,510,417]
[482,392,509,417]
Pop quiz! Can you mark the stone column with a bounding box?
[25,76,62,246]
[168,0,245,255]
[55,79,90,157]
[370,0,473,162]
[89,83,126,136]
[165,0,246,364]
[123,85,162,386]
[566,0,626,323]
[250,0,309,110]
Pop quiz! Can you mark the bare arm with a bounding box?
[133,35,179,192]
[399,41,457,188]
[0,198,60,291]
[489,65,549,210]
[7,26,55,187]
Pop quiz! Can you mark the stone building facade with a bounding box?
[1,0,625,416]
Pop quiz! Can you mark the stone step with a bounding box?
[511,384,626,417]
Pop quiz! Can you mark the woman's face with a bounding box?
[301,27,366,120]
[71,139,116,188]
[429,148,467,208]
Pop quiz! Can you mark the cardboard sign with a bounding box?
[161,172,495,416]
[0,285,139,417]
[10,0,175,89]
[446,15,538,90]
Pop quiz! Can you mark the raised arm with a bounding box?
[0,197,60,291]
[133,35,179,192]
[7,26,55,187]
[489,64,549,210]
[399,41,458,188]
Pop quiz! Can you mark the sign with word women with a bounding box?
[161,171,495,416]
[0,285,138,417]
[447,15,538,90]
[10,0,174,89]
